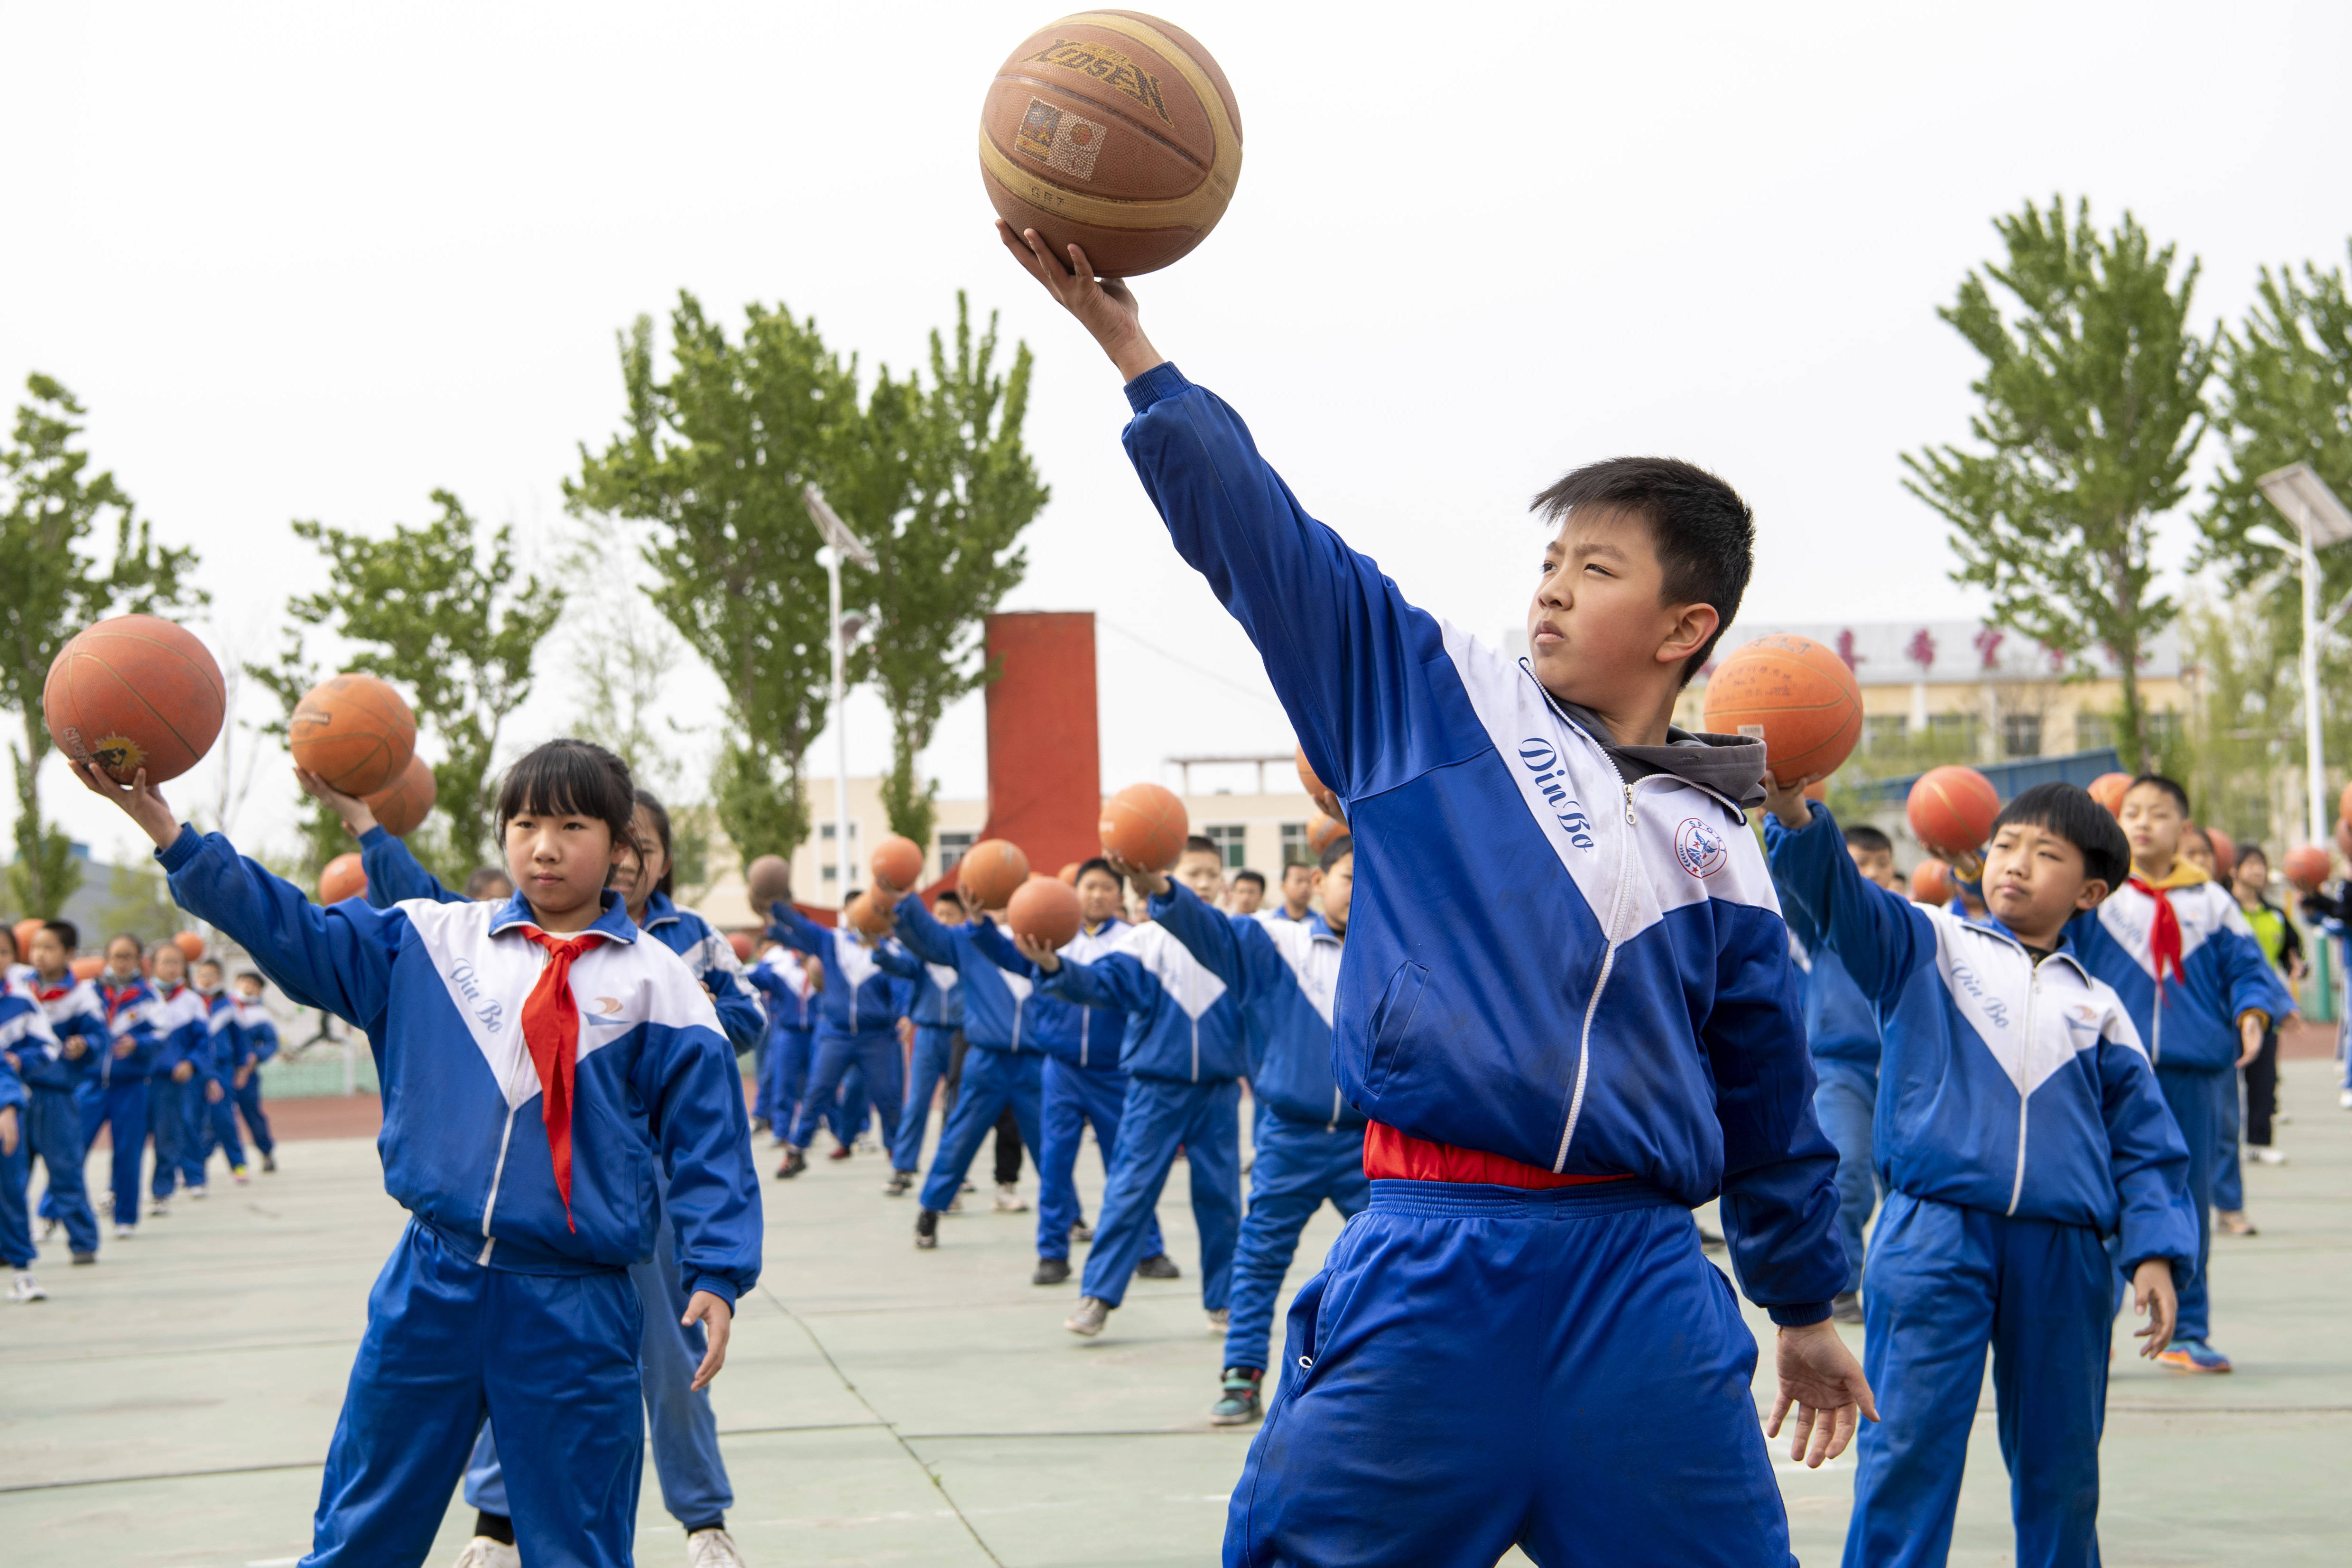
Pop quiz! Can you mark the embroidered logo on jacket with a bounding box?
[1674,817,1727,879]
[1515,738,1596,849]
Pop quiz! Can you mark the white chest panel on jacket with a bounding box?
[1261,919,1341,1026]
[1113,922,1227,1021]
[2095,881,2250,979]
[1928,909,2142,1098]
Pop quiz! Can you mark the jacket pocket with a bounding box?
[1362,961,1428,1097]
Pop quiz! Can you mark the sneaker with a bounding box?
[148,1198,169,1217]
[775,1147,807,1180]
[961,1178,977,1192]
[855,1133,882,1154]
[2254,1147,2287,1166]
[261,1151,277,1173]
[2155,1338,2233,1374]
[1032,1255,1071,1286]
[232,1167,250,1185]
[2339,1089,2352,1110]
[1210,1366,1263,1426]
[827,1142,853,1161]
[452,1537,521,1568]
[187,1185,208,1201]
[7,1272,45,1303]
[685,1526,746,1567]
[40,1217,57,1239]
[1135,1252,1181,1280]
[71,1251,96,1266]
[944,1194,964,1214]
[883,1169,913,1197]
[1069,1217,1093,1243]
[1205,1307,1230,1332]
[752,1115,770,1134]
[1065,1296,1111,1337]
[2217,1209,2258,1237]
[994,1183,1028,1213]
[113,1223,134,1240]
[1832,1291,1864,1325]
[1698,1223,1726,1253]
[915,1209,940,1250]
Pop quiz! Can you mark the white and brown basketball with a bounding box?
[979,11,1243,277]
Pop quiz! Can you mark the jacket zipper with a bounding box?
[1555,774,1640,1171]
[1190,1017,1200,1082]
[1328,1085,1341,1132]
[1080,1008,1090,1067]
[479,1104,519,1264]
[2005,969,2041,1215]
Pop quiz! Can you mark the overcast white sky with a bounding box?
[6,1,2349,865]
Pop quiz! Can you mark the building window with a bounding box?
[2001,712,2042,758]
[1279,823,1308,865]
[1927,712,1979,747]
[1864,714,1907,751]
[1205,823,1247,869]
[937,832,974,875]
[2145,711,2183,750]
[2074,712,2114,752]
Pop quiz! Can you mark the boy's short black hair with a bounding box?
[1530,456,1755,683]
[1232,869,1266,892]
[237,970,264,987]
[194,956,222,975]
[463,867,514,900]
[42,919,78,952]
[106,932,143,956]
[495,740,635,848]
[634,789,675,897]
[2126,773,2191,814]
[1843,824,1894,857]
[1993,783,2130,892]
[1074,857,1122,889]
[1182,835,1220,860]
[933,889,966,910]
[1319,834,1355,872]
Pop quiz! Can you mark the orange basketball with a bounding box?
[1058,861,1083,885]
[846,891,895,938]
[172,931,206,962]
[1306,809,1347,857]
[2204,826,2236,882]
[1100,782,1188,871]
[2339,782,2352,826]
[1295,745,1343,822]
[2285,844,2332,894]
[980,12,1242,277]
[12,918,42,959]
[1702,634,1864,787]
[291,673,416,796]
[746,854,794,910]
[365,754,437,838]
[871,835,925,893]
[71,955,103,982]
[318,852,366,905]
[2338,818,2352,862]
[1008,874,1084,949]
[1907,766,2000,862]
[959,839,1032,911]
[1909,858,1954,905]
[2088,772,2131,817]
[43,614,225,784]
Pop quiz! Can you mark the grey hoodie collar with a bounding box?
[1523,662,1768,809]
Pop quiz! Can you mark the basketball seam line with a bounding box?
[71,653,211,768]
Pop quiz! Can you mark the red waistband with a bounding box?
[1361,1122,1631,1190]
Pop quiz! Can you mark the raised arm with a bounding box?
[1762,799,1934,1009]
[887,894,963,968]
[1148,880,1265,998]
[870,938,923,983]
[160,828,401,1036]
[764,901,833,961]
[966,916,1043,980]
[359,825,463,906]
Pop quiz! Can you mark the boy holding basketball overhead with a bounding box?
[1003,224,1867,1566]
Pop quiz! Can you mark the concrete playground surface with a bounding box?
[3,1063,2348,1568]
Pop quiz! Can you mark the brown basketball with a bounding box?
[2204,826,2236,882]
[42,614,225,784]
[2286,844,2332,894]
[2339,818,2352,862]
[1907,766,2000,863]
[846,891,895,938]
[1100,781,1188,871]
[2088,772,2131,817]
[1295,745,1343,822]
[172,931,206,962]
[365,754,437,838]
[959,839,1032,911]
[1702,634,1864,786]
[1058,860,1084,884]
[980,11,1243,277]
[1306,809,1347,856]
[727,931,755,964]
[290,673,416,796]
[71,955,103,982]
[12,919,43,960]
[746,854,794,910]
[318,852,367,905]
[1008,874,1083,949]
[1909,858,1954,905]
[871,835,925,893]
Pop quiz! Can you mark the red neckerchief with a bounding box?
[102,981,145,1023]
[33,979,74,1004]
[518,928,608,1232]
[2126,876,2184,989]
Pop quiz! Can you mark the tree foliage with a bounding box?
[0,375,201,915]
[1904,197,2214,772]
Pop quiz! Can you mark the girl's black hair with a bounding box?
[1992,783,2130,892]
[635,789,676,897]
[1074,856,1124,890]
[495,740,636,849]
[1319,834,1355,872]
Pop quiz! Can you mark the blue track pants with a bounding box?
[2155,1063,2225,1343]
[891,1025,957,1174]
[1037,1057,1165,1262]
[1222,1113,1367,1373]
[232,1076,275,1155]
[85,1079,148,1227]
[919,1047,1043,1214]
[1843,1191,2111,1568]
[1226,1179,1786,1567]
[0,1118,33,1266]
[1080,1076,1241,1309]
[147,1075,191,1198]
[788,1029,900,1152]
[190,1077,246,1176]
[304,1221,643,1568]
[466,1194,732,1531]
[1813,1058,1879,1295]
[2213,1058,2245,1212]
[25,1087,95,1254]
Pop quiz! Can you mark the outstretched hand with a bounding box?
[1768,1319,1877,1468]
[296,768,378,837]
[996,221,1164,382]
[69,760,180,851]
[1102,849,1170,898]
[1756,772,1821,831]
[683,1290,733,1391]
[1011,930,1063,972]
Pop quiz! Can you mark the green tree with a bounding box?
[1904,197,2215,772]
[258,492,565,883]
[0,375,201,915]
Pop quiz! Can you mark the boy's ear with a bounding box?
[1656,602,1721,668]
[2074,877,2112,913]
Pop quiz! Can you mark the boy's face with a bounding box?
[194,962,222,993]
[1174,848,1225,904]
[1849,845,1898,891]
[504,809,622,921]
[933,895,969,926]
[28,930,67,977]
[1982,820,2107,940]
[1315,854,1354,932]
[1229,879,1263,915]
[105,936,141,980]
[1281,863,1314,913]
[1527,509,1715,711]
[2118,784,2185,869]
[150,947,186,987]
[1075,870,1123,926]
[2180,833,2215,878]
[607,805,665,908]
[235,978,263,1003]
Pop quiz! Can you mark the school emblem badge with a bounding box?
[1014,96,1107,181]
[1675,817,1727,879]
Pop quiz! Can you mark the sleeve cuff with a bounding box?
[1769,1300,1834,1328]
[1123,361,1190,414]
[155,824,204,873]
[683,1275,741,1310]
[359,825,391,849]
[2236,1008,2271,1032]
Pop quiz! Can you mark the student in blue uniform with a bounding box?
[888,889,969,1194]
[228,971,281,1172]
[2063,775,2291,1375]
[1767,778,2197,1568]
[999,224,1868,1568]
[140,942,203,1213]
[767,900,919,1181]
[79,738,761,1568]
[1012,835,1248,1340]
[746,944,823,1165]
[188,957,251,1185]
[78,934,163,1239]
[24,923,104,1262]
[969,858,1171,1286]
[2,983,62,1299]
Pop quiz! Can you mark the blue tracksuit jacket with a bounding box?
[162,825,762,1305]
[909,957,963,1030]
[1767,808,2198,1272]
[151,985,212,1076]
[1121,363,1844,1317]
[1784,923,1883,1068]
[639,891,767,1058]
[890,899,1038,1053]
[748,951,819,1036]
[231,1000,281,1065]
[768,905,919,1039]
[89,978,163,1086]
[1159,889,1359,1129]
[2067,875,2294,1072]
[1039,884,1250,1085]
[30,979,108,1085]
[0,988,62,1091]
[970,917,1131,1068]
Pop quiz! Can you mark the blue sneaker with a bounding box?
[2156,1338,2232,1374]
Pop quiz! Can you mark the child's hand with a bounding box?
[112,1038,135,1058]
[205,1079,224,1103]
[69,760,181,850]
[1756,773,1821,830]
[0,1104,16,1157]
[996,221,1163,381]
[61,1037,88,1060]
[1011,931,1063,973]
[1768,1319,1877,1468]
[1104,850,1170,898]
[683,1290,733,1390]
[2131,1259,2177,1359]
[2237,1014,2265,1066]
[296,768,379,837]
[173,1061,195,1083]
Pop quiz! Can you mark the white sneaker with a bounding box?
[855,1133,882,1154]
[187,1186,208,1201]
[40,1217,57,1239]
[944,1195,963,1214]
[113,1223,135,1240]
[1065,1296,1111,1337]
[1205,1307,1230,1332]
[7,1271,45,1303]
[2339,1089,2352,1110]
[451,1536,520,1568]
[994,1183,1028,1213]
[148,1198,169,1217]
[685,1526,748,1567]
[2253,1147,2287,1165]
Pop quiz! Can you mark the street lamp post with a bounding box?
[805,484,876,909]
[2252,463,2352,844]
